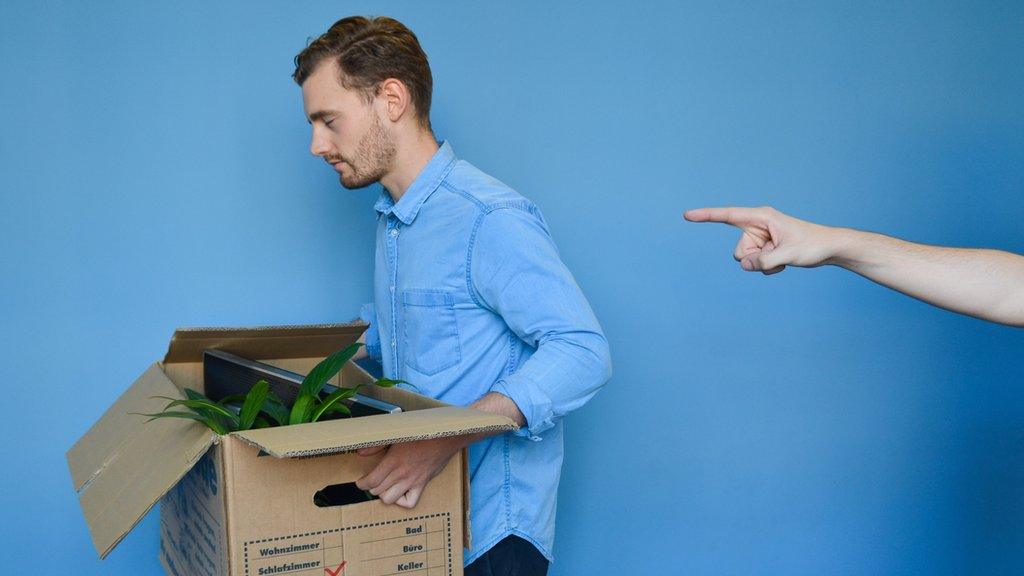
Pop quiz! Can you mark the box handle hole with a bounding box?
[313,482,379,508]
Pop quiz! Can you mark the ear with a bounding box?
[378,78,410,123]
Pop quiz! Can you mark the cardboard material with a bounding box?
[68,323,517,575]
[233,406,518,458]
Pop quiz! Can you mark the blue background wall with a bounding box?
[2,1,1022,574]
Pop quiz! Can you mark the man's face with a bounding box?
[302,62,396,189]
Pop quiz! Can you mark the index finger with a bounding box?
[684,207,763,226]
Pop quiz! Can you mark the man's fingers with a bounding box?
[356,459,394,491]
[367,467,404,497]
[378,479,411,505]
[395,486,423,509]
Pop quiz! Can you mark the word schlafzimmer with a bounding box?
[258,559,320,575]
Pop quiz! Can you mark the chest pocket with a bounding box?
[402,289,462,376]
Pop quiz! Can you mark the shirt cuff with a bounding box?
[489,376,554,441]
[358,302,382,363]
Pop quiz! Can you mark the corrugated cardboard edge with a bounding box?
[234,423,517,458]
[461,447,473,550]
[220,437,237,576]
[230,416,516,458]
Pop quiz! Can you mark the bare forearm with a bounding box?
[445,392,526,451]
[828,228,1024,326]
[471,391,526,426]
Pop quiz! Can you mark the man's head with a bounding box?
[295,16,433,189]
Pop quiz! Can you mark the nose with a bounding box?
[310,125,331,158]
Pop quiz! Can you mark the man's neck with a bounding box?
[380,132,440,203]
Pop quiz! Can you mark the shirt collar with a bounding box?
[374,141,457,225]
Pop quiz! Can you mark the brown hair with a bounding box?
[294,16,433,129]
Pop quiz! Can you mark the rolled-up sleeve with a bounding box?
[358,302,383,364]
[470,205,612,440]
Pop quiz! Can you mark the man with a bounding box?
[685,206,1024,327]
[295,16,612,574]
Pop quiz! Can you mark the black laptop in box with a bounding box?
[202,349,400,419]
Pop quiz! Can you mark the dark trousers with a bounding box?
[465,535,549,576]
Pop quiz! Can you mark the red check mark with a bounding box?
[325,560,347,576]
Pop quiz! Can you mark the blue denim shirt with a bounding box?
[358,142,612,564]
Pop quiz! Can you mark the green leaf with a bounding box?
[132,411,228,435]
[318,386,358,402]
[151,394,188,408]
[310,387,359,423]
[298,343,363,399]
[322,402,351,416]
[217,394,248,407]
[152,391,239,431]
[289,394,316,425]
[252,416,272,429]
[161,398,240,429]
[261,393,289,426]
[373,378,407,389]
[184,388,206,401]
[238,380,271,431]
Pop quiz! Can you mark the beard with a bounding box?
[335,114,396,190]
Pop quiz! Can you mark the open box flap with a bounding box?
[66,363,217,558]
[163,322,367,364]
[232,406,517,458]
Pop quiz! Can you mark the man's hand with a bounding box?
[355,435,467,509]
[354,392,525,509]
[684,206,839,275]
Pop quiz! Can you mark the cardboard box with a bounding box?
[67,323,515,576]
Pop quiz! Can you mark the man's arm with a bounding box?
[356,205,612,508]
[470,206,613,439]
[684,206,1024,327]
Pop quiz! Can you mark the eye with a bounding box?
[325,118,336,128]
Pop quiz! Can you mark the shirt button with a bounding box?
[389,229,399,237]
[390,285,396,293]
[391,340,397,347]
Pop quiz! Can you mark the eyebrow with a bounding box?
[306,109,338,124]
